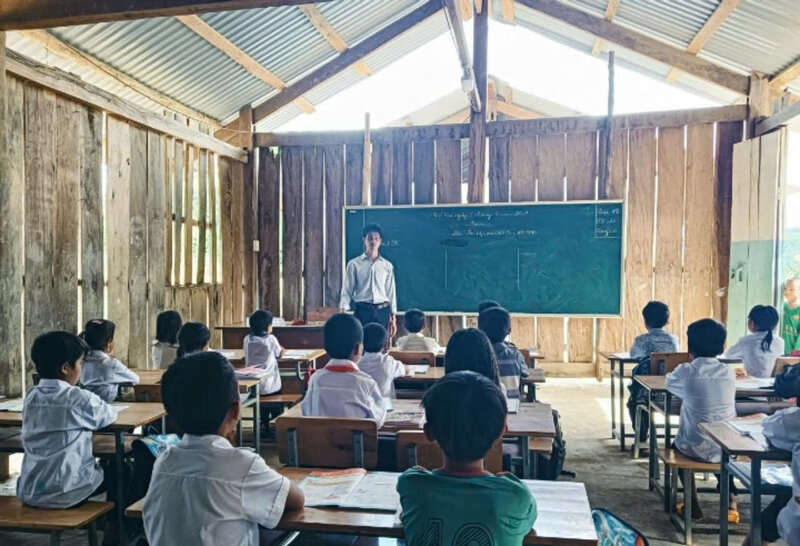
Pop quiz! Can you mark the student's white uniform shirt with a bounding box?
[301,359,387,427]
[151,341,179,369]
[724,332,785,378]
[358,352,406,399]
[340,254,397,313]
[81,350,139,402]
[143,434,290,546]
[243,333,282,394]
[666,357,736,462]
[763,407,800,452]
[779,443,800,545]
[396,333,440,353]
[17,379,118,508]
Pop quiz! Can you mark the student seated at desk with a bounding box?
[666,318,738,522]
[629,301,679,360]
[725,305,784,378]
[396,309,440,353]
[177,321,210,358]
[397,371,537,544]
[18,331,121,510]
[143,352,304,546]
[444,328,501,387]
[243,310,284,395]
[778,443,800,546]
[479,307,528,399]
[301,314,386,427]
[359,323,407,399]
[81,319,139,403]
[151,310,181,369]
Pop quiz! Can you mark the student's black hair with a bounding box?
[249,310,274,337]
[687,318,726,358]
[422,370,506,462]
[324,313,363,359]
[161,352,240,435]
[362,224,383,238]
[478,306,512,344]
[477,300,501,314]
[31,331,90,380]
[363,323,388,353]
[444,328,500,386]
[403,309,426,334]
[82,319,116,351]
[155,310,182,345]
[177,321,211,357]
[642,301,670,329]
[748,305,780,352]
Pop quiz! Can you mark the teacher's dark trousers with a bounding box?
[353,302,391,329]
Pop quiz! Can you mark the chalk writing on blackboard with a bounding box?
[595,206,622,239]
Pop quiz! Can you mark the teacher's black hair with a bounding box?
[362,224,383,238]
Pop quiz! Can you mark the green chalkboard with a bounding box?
[344,202,623,315]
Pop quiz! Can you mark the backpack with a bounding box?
[535,409,568,480]
[774,363,800,399]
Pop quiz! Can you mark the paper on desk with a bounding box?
[0,400,24,412]
[384,411,425,428]
[212,349,236,358]
[110,404,129,412]
[507,398,520,414]
[339,472,400,512]
[727,418,769,449]
[735,377,774,390]
[407,365,429,375]
[300,468,367,507]
[283,349,316,359]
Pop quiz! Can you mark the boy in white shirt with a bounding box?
[243,310,284,395]
[359,323,407,400]
[725,305,784,378]
[666,318,737,521]
[301,314,387,427]
[143,352,304,546]
[80,319,139,402]
[778,444,800,546]
[396,309,440,353]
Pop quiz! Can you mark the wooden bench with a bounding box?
[275,415,379,469]
[0,496,113,545]
[0,432,136,457]
[259,393,302,407]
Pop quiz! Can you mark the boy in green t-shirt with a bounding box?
[397,371,537,546]
[783,279,800,353]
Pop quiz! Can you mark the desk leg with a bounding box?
[521,436,531,479]
[254,385,261,454]
[610,359,616,440]
[618,362,626,451]
[664,392,672,448]
[114,431,127,546]
[648,391,656,491]
[720,453,730,546]
[751,457,762,546]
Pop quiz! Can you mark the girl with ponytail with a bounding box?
[725,305,785,377]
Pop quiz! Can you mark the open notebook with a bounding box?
[727,416,769,449]
[299,469,400,511]
[406,365,429,374]
[0,400,24,412]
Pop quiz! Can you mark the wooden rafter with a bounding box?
[17,28,220,126]
[176,15,314,114]
[457,0,473,21]
[0,0,336,31]
[501,0,515,21]
[497,101,541,120]
[666,0,738,83]
[442,0,481,111]
[592,0,620,56]
[298,5,372,78]
[771,57,800,91]
[517,0,749,94]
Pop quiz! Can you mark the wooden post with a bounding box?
[599,51,615,200]
[748,72,770,138]
[361,113,372,205]
[239,106,257,314]
[468,0,488,203]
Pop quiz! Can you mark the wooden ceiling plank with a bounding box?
[592,0,620,57]
[501,0,515,22]
[298,5,372,77]
[771,57,800,90]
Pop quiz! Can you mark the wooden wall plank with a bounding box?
[231,161,245,323]
[219,158,234,325]
[345,144,364,206]
[191,286,209,324]
[164,137,173,286]
[371,142,392,206]
[242,149,256,314]
[391,142,412,205]
[623,128,656,349]
[653,126,685,340]
[566,131,596,363]
[53,96,80,332]
[197,149,208,285]
[435,139,464,342]
[324,145,345,308]
[172,140,184,285]
[413,140,434,205]
[128,125,148,368]
[683,123,716,329]
[147,130,167,363]
[304,146,324,310]
[209,153,219,284]
[208,284,222,347]
[258,147,281,314]
[714,121,743,322]
[183,145,195,285]
[174,286,192,325]
[282,147,304,321]
[488,136,510,203]
[106,116,131,363]
[0,75,24,395]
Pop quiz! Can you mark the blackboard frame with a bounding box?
[342,199,626,317]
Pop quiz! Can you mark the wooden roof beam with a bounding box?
[591,0,619,56]
[176,15,314,114]
[442,0,481,112]
[0,0,336,31]
[298,5,372,78]
[666,0,738,83]
[251,0,443,123]
[771,57,800,92]
[501,0,515,22]
[516,0,749,94]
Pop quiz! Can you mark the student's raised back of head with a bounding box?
[423,370,507,462]
[161,351,239,435]
[445,328,500,385]
[403,309,426,334]
[82,319,116,351]
[363,323,387,353]
[156,310,182,345]
[249,310,274,336]
[324,313,363,359]
[478,307,512,344]
[177,321,211,357]
[642,301,669,329]
[478,300,501,314]
[31,331,90,380]
[687,318,726,358]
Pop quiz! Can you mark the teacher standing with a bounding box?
[339,223,397,336]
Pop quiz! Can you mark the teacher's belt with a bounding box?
[355,301,391,310]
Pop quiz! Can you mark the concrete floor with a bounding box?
[0,377,786,545]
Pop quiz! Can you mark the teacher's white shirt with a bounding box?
[340,254,397,313]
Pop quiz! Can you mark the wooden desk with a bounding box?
[127,466,597,545]
[700,421,792,546]
[217,323,325,350]
[211,348,327,371]
[599,351,639,452]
